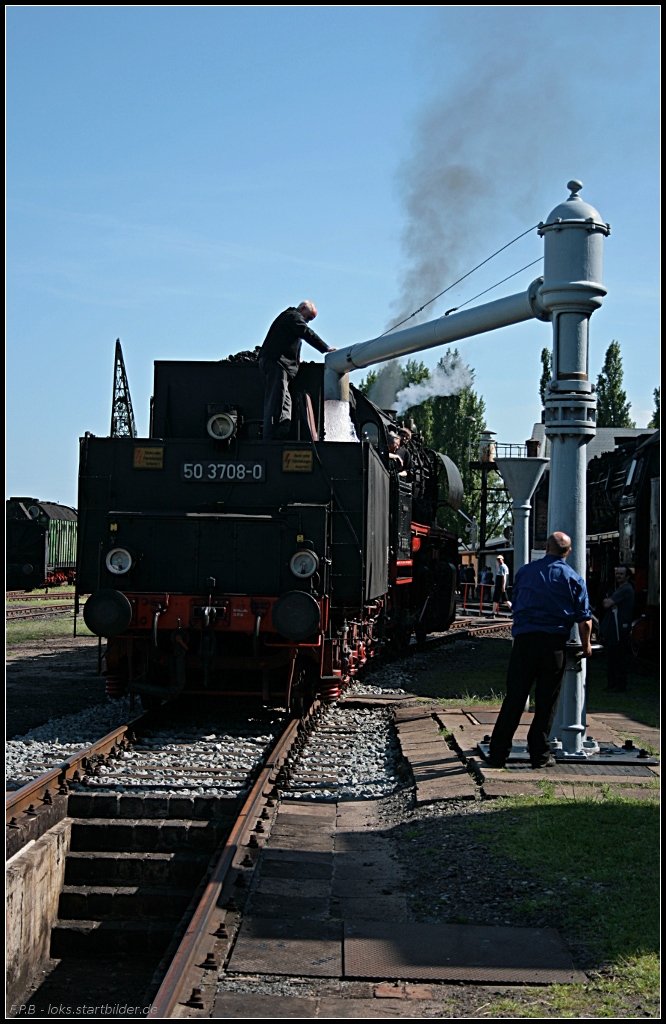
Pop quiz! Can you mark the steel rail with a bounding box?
[148,711,306,1019]
[6,604,74,620]
[6,717,146,825]
[467,620,513,634]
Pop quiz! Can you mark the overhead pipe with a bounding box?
[324,280,548,401]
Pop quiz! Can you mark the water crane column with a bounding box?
[324,182,609,758]
[538,181,610,756]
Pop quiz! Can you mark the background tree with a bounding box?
[539,347,552,408]
[648,387,660,428]
[423,351,486,536]
[595,340,635,427]
[358,351,511,542]
[357,358,435,440]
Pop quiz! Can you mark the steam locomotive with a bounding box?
[586,429,659,660]
[77,355,463,708]
[6,498,77,591]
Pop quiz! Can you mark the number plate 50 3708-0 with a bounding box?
[181,461,265,482]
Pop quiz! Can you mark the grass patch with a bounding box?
[468,790,660,1017]
[6,615,95,647]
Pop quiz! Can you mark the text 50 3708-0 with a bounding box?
[181,461,265,482]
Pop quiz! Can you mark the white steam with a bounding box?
[363,355,473,417]
[394,362,473,415]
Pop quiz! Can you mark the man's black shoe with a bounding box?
[484,756,506,769]
[531,755,556,769]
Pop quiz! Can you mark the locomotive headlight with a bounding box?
[105,547,133,575]
[207,412,236,441]
[289,549,319,579]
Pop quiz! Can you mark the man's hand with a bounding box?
[579,619,593,657]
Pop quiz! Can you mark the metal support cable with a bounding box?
[381,224,540,336]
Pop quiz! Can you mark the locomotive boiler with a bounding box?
[77,357,463,708]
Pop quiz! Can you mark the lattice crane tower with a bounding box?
[110,339,137,438]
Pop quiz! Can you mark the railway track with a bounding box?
[7,620,512,1016]
[5,616,500,799]
[7,693,414,1017]
[421,615,512,643]
[6,590,79,620]
[7,702,299,1016]
[452,616,512,635]
[146,700,408,1017]
[7,604,74,621]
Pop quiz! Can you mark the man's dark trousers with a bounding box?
[489,632,566,764]
[259,357,294,440]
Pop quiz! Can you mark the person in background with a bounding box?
[258,301,335,440]
[464,563,476,601]
[480,564,494,607]
[601,565,635,692]
[457,563,466,596]
[397,426,413,479]
[492,554,510,613]
[388,430,407,476]
[486,531,593,769]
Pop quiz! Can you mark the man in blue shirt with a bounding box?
[487,531,592,769]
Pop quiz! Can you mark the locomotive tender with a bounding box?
[6,497,77,590]
[78,357,463,707]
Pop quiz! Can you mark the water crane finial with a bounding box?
[567,179,583,197]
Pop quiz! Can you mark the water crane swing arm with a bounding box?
[324,279,548,401]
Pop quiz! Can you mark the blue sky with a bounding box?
[7,6,660,508]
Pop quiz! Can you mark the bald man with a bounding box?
[487,531,592,769]
[258,301,335,440]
